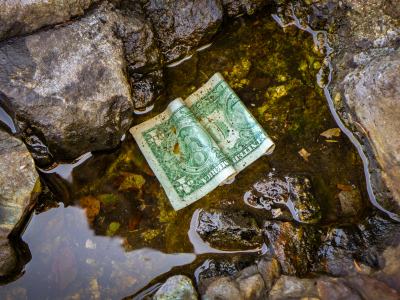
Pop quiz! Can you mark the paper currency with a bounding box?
[130,73,275,210]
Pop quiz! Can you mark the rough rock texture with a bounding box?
[264,221,325,276]
[144,0,224,63]
[0,4,133,165]
[152,275,198,300]
[245,174,321,223]
[131,70,164,109]
[0,129,41,237]
[196,209,263,251]
[201,277,242,300]
[115,3,162,74]
[341,48,400,212]
[268,276,319,300]
[0,0,99,42]
[257,257,281,291]
[223,0,269,16]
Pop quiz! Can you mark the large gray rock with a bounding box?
[0,4,133,165]
[0,129,41,237]
[144,0,224,63]
[342,48,400,212]
[0,0,99,43]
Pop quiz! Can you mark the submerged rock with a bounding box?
[144,0,224,63]
[341,48,400,215]
[0,129,41,237]
[152,275,198,300]
[0,0,99,42]
[0,4,133,165]
[339,189,362,216]
[0,237,31,284]
[196,209,263,251]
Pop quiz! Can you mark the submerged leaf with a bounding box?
[52,247,77,290]
[106,222,120,236]
[298,148,310,161]
[129,211,142,230]
[79,196,100,226]
[320,128,341,138]
[97,194,117,206]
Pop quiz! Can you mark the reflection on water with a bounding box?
[1,204,195,299]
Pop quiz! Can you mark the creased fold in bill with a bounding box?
[130,98,237,210]
[185,73,275,172]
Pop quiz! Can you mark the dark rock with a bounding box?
[264,221,325,276]
[131,70,164,109]
[197,209,263,251]
[115,4,162,73]
[152,275,198,300]
[375,242,400,291]
[0,0,99,42]
[222,0,269,17]
[196,256,255,282]
[0,237,31,284]
[245,174,321,223]
[144,0,224,64]
[0,4,133,164]
[257,257,281,291]
[339,189,362,216]
[201,277,242,300]
[318,275,400,300]
[341,48,400,214]
[269,276,319,300]
[0,129,41,237]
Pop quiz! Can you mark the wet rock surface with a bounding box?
[245,174,321,223]
[152,275,198,300]
[264,220,325,276]
[0,4,133,165]
[144,0,224,63]
[341,48,400,214]
[0,129,41,237]
[223,0,269,16]
[131,70,165,109]
[196,209,263,251]
[0,0,99,42]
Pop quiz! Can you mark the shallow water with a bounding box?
[0,8,386,300]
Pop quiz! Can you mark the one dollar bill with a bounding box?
[130,73,274,210]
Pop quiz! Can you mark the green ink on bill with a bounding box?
[130,73,275,210]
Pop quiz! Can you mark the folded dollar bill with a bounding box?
[130,73,275,210]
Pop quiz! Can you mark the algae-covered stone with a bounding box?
[0,129,41,237]
[197,209,263,251]
[153,275,198,300]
